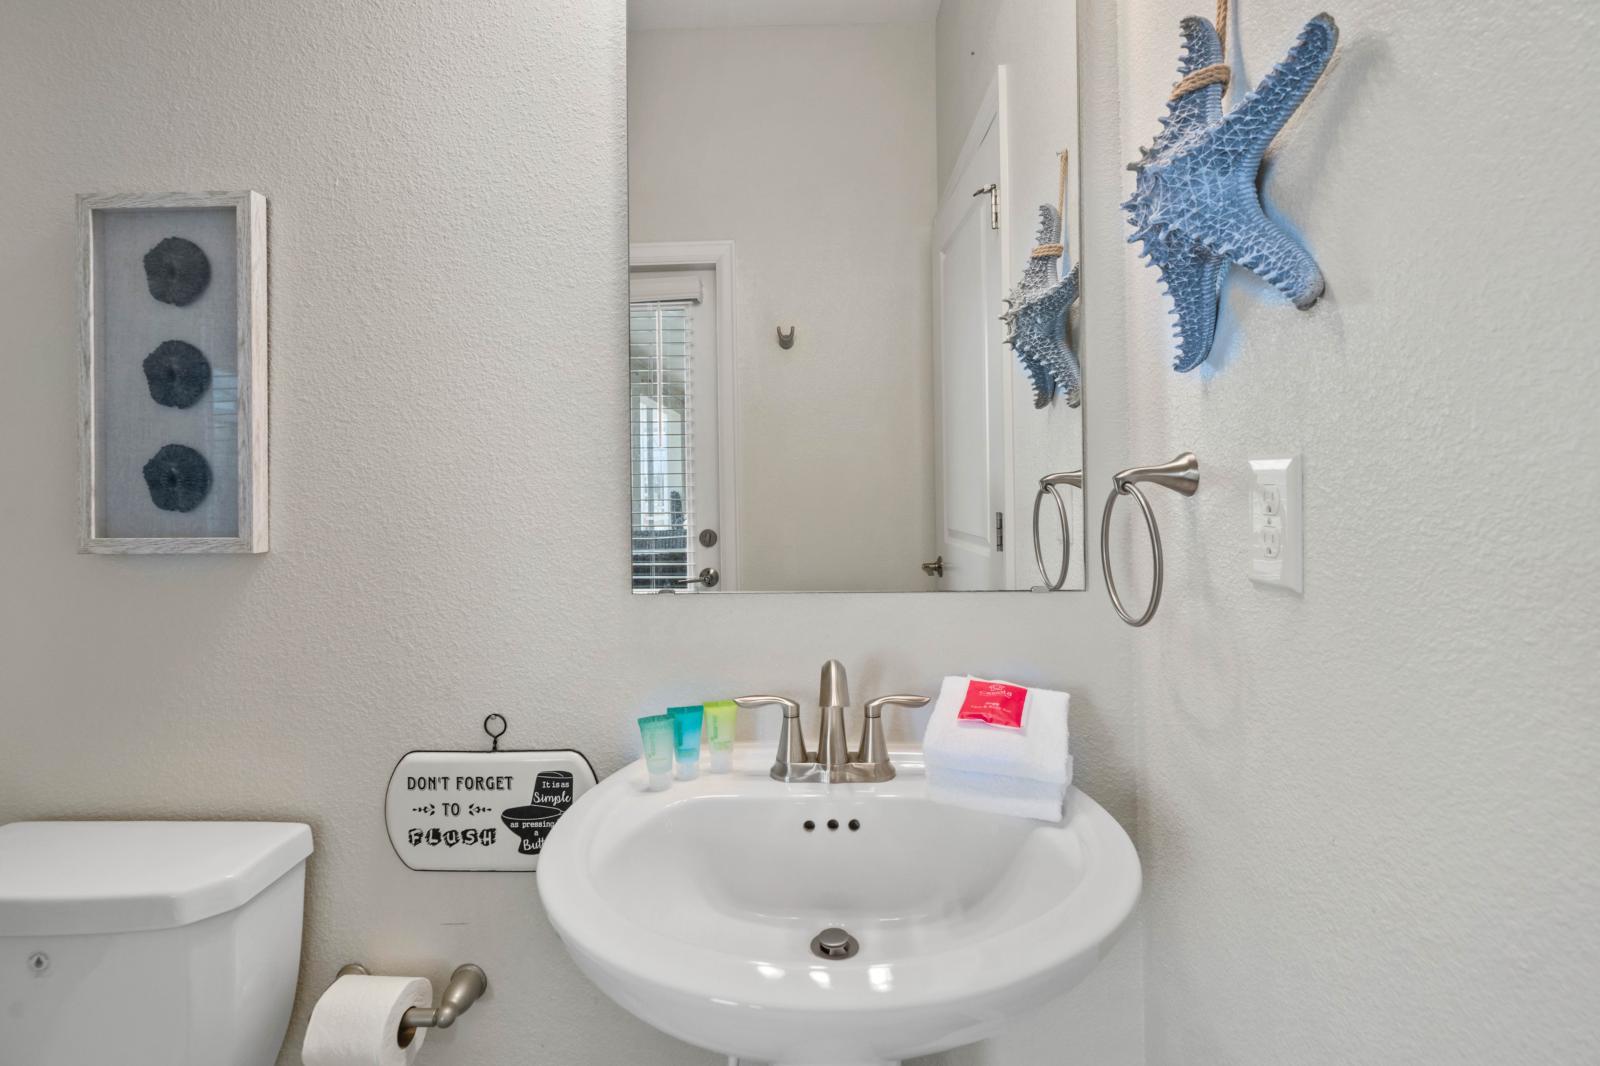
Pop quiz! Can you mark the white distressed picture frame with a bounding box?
[78,191,268,554]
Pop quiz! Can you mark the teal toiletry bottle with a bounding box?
[667,705,705,780]
[638,715,675,791]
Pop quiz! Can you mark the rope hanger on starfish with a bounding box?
[1171,0,1232,99]
[1032,150,1070,260]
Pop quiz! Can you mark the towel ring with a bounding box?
[1099,453,1200,627]
[1032,470,1082,591]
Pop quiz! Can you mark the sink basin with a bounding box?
[538,745,1139,1066]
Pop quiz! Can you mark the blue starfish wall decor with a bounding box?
[1002,204,1082,408]
[1125,12,1339,372]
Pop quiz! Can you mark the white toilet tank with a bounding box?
[0,821,313,1066]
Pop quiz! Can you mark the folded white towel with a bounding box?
[922,675,1071,785]
[926,763,1074,823]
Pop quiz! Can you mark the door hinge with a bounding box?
[973,184,999,230]
[996,511,1005,551]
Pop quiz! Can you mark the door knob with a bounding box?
[673,567,720,589]
[921,556,944,577]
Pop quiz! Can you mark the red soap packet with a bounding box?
[956,678,1028,729]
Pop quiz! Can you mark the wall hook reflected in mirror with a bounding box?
[777,326,796,350]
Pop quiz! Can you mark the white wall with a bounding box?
[1111,1,1600,1063]
[0,2,1140,1064]
[630,24,939,592]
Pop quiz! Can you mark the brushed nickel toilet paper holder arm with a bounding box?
[337,963,489,1041]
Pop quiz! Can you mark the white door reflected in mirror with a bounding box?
[627,0,1084,592]
[934,117,1006,591]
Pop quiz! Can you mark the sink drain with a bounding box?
[810,927,859,961]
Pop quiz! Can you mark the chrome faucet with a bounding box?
[737,660,928,784]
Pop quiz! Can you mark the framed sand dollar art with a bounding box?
[78,191,267,553]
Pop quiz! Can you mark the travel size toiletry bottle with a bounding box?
[638,714,675,791]
[704,700,738,773]
[667,705,705,780]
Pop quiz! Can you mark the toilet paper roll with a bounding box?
[303,974,434,1066]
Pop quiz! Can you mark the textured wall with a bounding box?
[629,23,938,593]
[1112,1,1600,1062]
[0,2,1139,1064]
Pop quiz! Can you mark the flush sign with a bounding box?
[385,749,597,872]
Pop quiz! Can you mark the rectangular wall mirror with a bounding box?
[628,0,1084,593]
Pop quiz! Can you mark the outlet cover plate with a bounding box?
[1250,456,1302,592]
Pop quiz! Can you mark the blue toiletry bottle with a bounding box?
[638,714,675,791]
[667,705,705,781]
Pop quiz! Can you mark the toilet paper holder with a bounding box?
[337,963,488,1044]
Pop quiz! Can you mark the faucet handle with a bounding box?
[864,694,931,718]
[735,694,801,717]
[734,695,810,779]
[856,694,931,771]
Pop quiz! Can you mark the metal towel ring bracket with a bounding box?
[1032,470,1082,591]
[1099,453,1200,627]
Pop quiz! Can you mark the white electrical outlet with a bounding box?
[1250,456,1302,591]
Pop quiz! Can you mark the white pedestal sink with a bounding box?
[538,745,1139,1066]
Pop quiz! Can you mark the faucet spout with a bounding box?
[816,660,852,778]
[818,659,849,708]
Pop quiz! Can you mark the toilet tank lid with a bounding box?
[0,821,313,937]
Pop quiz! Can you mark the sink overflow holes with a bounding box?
[801,819,862,832]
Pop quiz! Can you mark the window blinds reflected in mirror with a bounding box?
[629,272,706,591]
